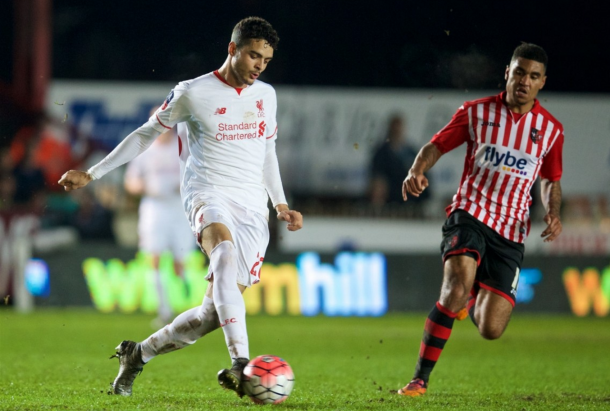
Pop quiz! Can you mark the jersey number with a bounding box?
[511,267,520,291]
[250,253,265,281]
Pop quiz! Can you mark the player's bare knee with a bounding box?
[440,278,471,308]
[478,322,505,340]
[441,255,476,308]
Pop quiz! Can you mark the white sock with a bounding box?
[210,241,249,360]
[140,296,219,363]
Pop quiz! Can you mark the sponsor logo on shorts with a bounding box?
[450,235,458,248]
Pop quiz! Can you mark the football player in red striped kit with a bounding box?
[398,43,563,396]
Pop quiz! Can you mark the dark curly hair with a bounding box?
[511,43,548,71]
[231,17,279,50]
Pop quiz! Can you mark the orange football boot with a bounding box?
[397,378,427,396]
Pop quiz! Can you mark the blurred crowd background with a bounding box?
[1,0,609,248]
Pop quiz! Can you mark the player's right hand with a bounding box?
[402,172,429,201]
[58,170,93,191]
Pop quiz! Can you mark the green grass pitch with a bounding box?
[1,309,609,410]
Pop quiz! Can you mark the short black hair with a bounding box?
[231,17,279,50]
[511,43,548,71]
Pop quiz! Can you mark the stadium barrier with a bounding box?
[277,218,610,255]
[14,242,609,317]
[0,212,39,312]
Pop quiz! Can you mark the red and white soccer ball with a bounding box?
[242,355,295,405]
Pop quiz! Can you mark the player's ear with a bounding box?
[504,65,509,81]
[228,42,237,56]
[540,75,547,90]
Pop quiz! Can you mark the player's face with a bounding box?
[231,39,274,86]
[504,57,546,110]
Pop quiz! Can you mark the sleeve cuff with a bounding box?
[86,168,99,180]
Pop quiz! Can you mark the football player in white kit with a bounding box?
[58,17,303,397]
[124,107,195,329]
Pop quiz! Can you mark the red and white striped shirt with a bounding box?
[431,92,563,243]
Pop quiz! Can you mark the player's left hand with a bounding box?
[541,213,562,242]
[277,209,303,232]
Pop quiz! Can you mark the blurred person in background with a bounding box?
[0,149,16,210]
[70,189,115,241]
[10,114,73,191]
[0,171,16,211]
[370,115,430,216]
[59,16,302,398]
[9,114,83,228]
[11,141,47,209]
[399,43,563,396]
[124,107,195,329]
[0,147,13,174]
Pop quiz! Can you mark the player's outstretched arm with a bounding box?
[60,121,163,192]
[276,204,303,232]
[58,170,93,191]
[403,142,442,201]
[540,178,562,242]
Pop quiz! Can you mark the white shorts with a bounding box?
[191,193,270,287]
[138,199,196,261]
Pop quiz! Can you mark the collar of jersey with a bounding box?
[498,91,541,115]
[213,70,247,95]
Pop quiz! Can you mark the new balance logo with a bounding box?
[214,107,227,115]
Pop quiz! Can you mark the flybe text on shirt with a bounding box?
[480,146,530,176]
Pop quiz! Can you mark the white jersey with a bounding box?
[152,71,284,220]
[124,135,195,258]
[125,135,182,204]
[88,71,287,224]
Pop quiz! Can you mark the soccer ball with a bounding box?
[242,355,294,404]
